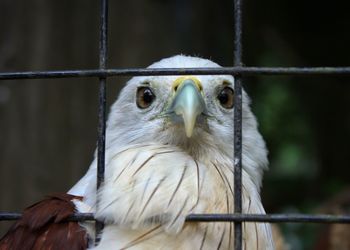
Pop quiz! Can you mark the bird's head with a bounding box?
[106,55,268,187]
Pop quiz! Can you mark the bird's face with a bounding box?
[106,56,268,187]
[138,75,235,137]
[107,56,236,155]
[135,74,234,149]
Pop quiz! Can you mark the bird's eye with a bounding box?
[136,87,155,109]
[217,87,234,109]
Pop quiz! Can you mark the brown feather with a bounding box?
[314,187,350,250]
[0,193,88,250]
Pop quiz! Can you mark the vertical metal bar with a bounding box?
[233,0,243,249]
[95,0,108,245]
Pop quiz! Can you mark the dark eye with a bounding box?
[217,87,234,109]
[136,87,155,109]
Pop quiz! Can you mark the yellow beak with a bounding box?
[167,77,205,138]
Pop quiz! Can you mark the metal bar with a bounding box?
[233,0,243,249]
[0,212,95,221]
[95,0,108,244]
[2,212,350,224]
[2,67,350,80]
[0,213,21,220]
[186,214,350,223]
[233,4,242,66]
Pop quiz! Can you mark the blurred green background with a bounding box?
[0,0,349,248]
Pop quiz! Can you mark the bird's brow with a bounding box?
[140,81,151,86]
[222,80,233,86]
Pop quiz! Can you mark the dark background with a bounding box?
[0,0,349,248]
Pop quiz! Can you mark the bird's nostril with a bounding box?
[172,79,182,92]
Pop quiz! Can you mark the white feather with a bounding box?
[69,55,274,249]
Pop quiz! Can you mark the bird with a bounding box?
[0,55,274,250]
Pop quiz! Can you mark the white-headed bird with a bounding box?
[0,55,274,250]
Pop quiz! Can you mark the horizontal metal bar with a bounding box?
[1,67,350,80]
[1,212,350,224]
[0,212,21,220]
[186,213,350,223]
[0,212,95,221]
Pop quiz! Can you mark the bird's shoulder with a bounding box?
[0,193,88,250]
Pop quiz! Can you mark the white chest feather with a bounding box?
[73,144,274,250]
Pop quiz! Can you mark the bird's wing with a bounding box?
[0,194,88,250]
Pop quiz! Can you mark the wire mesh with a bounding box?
[0,0,350,249]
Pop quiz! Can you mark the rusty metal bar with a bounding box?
[95,0,108,244]
[2,212,350,224]
[233,0,243,248]
[1,67,350,80]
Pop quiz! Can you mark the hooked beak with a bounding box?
[167,77,206,138]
